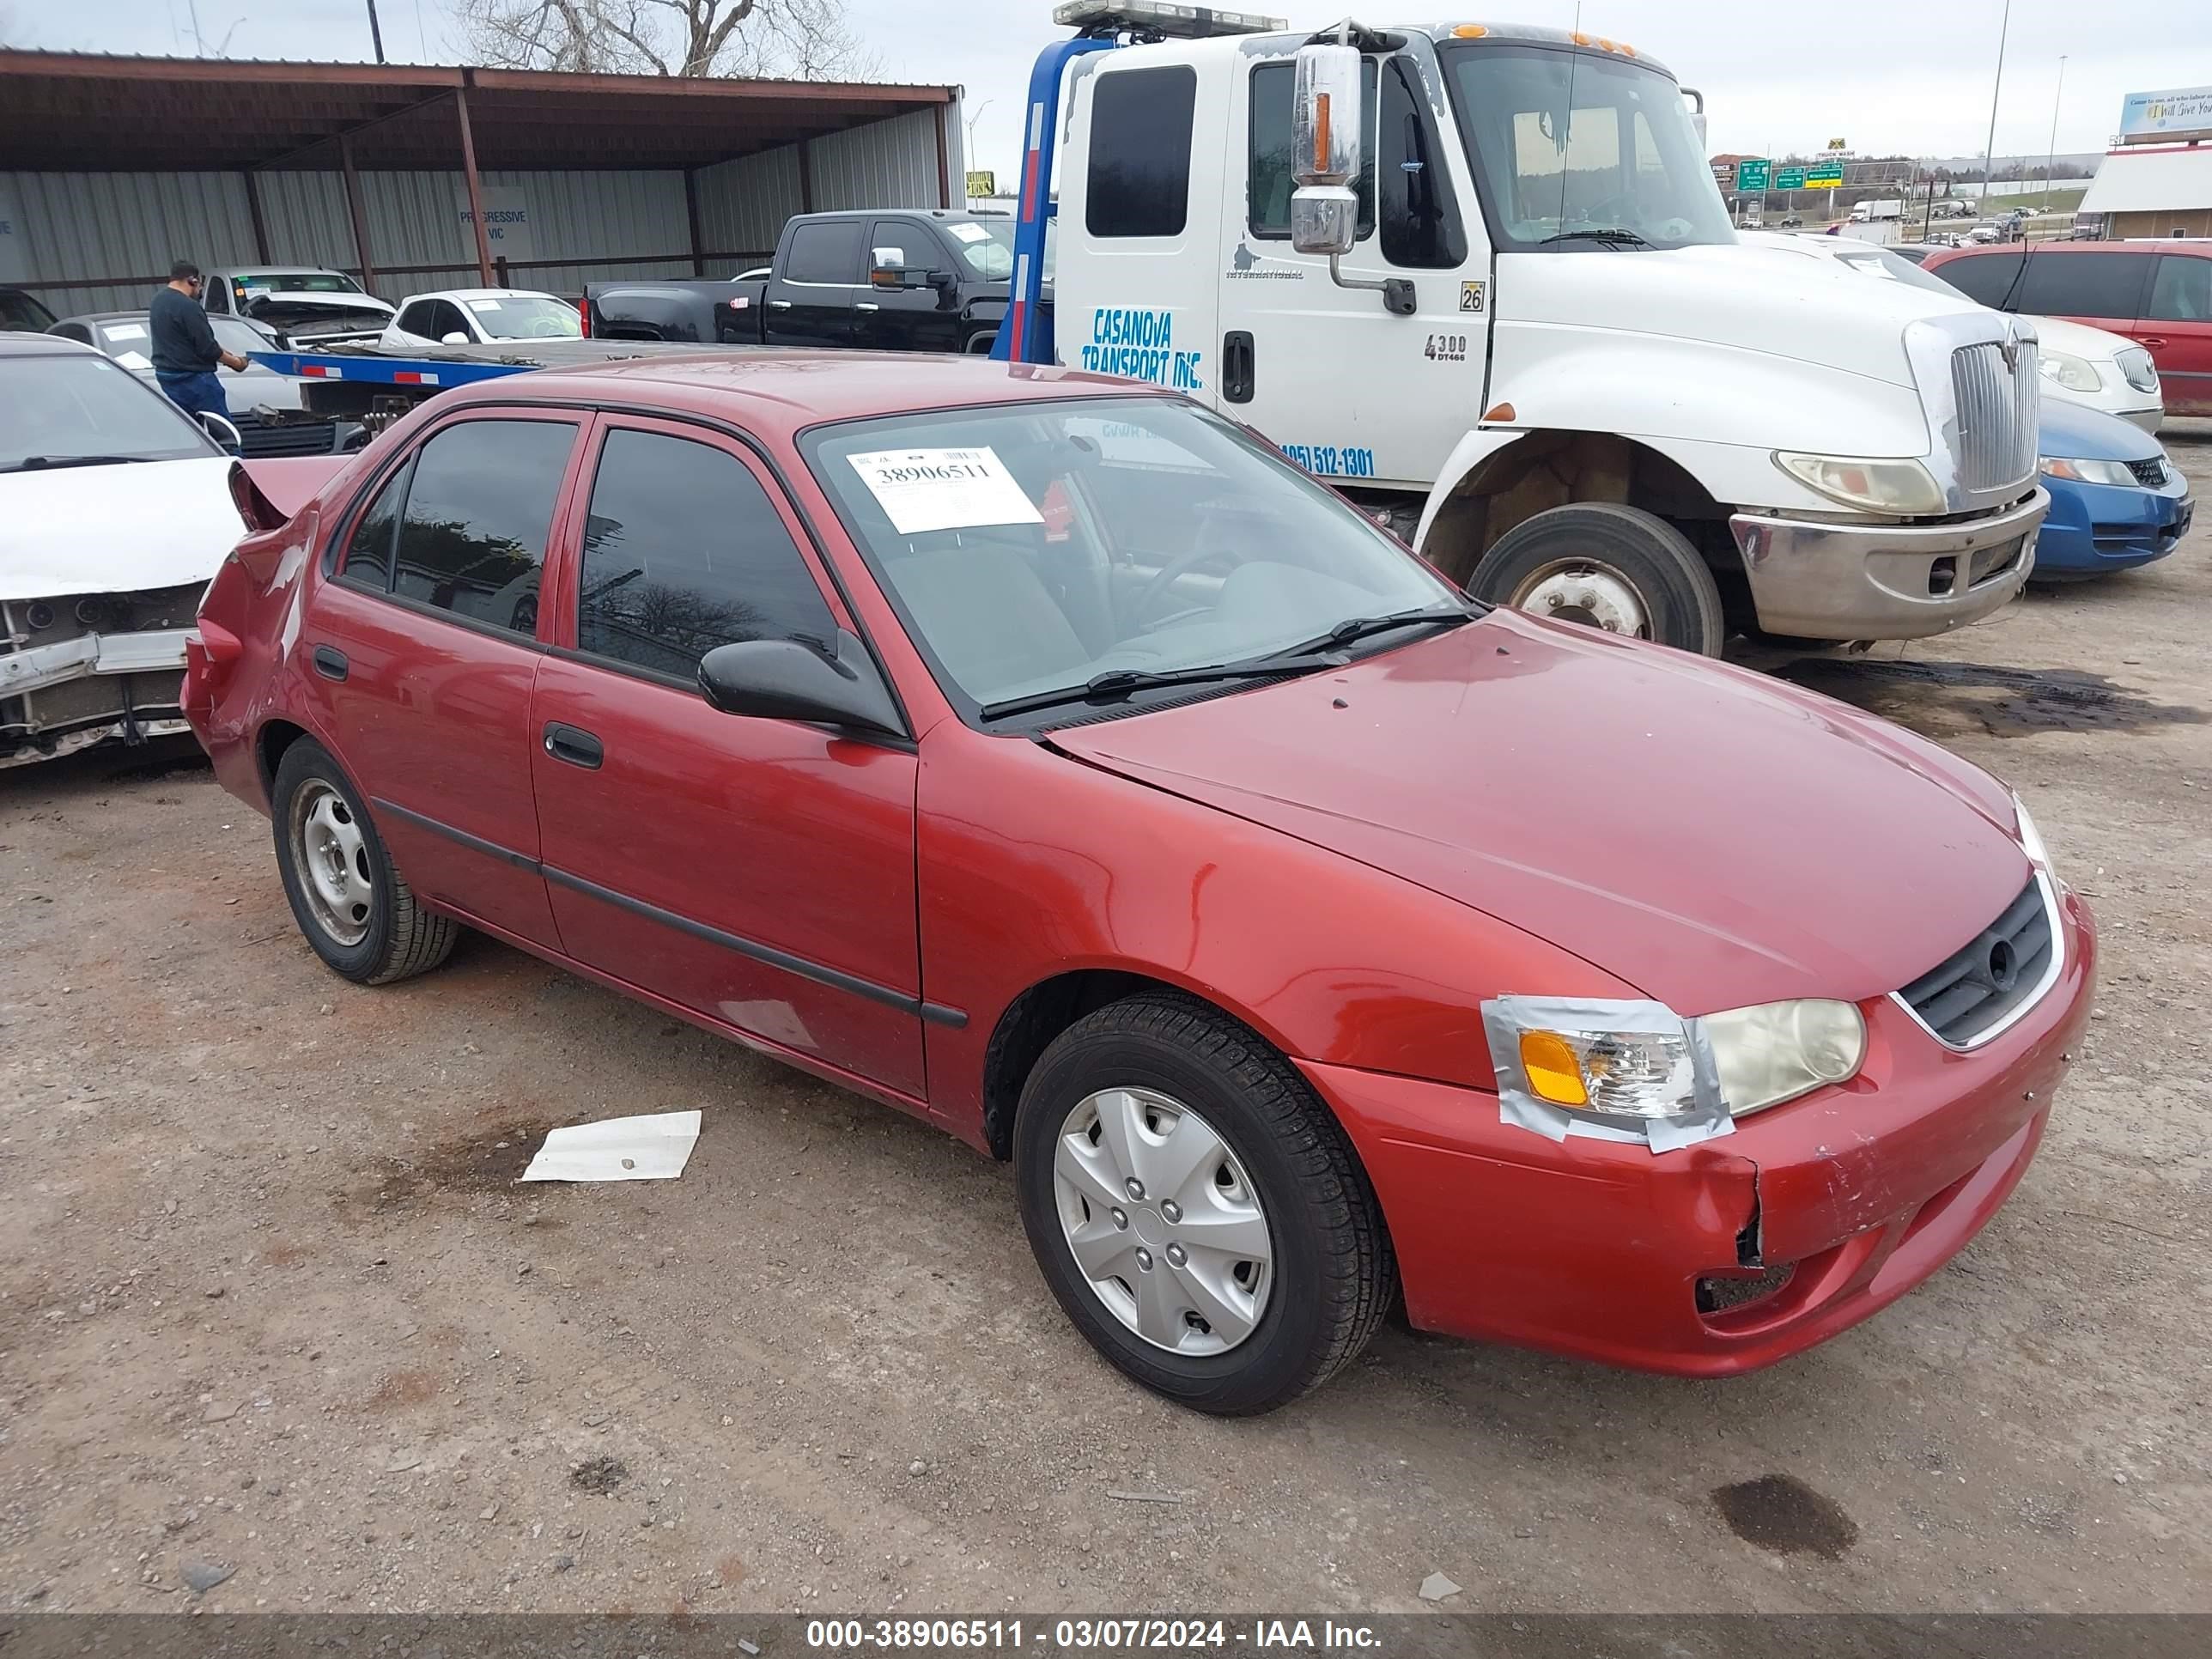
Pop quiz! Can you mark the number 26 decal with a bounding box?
[1423,333,1470,362]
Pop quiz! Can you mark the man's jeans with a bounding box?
[155,368,232,426]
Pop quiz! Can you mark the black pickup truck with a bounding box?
[587,209,1015,355]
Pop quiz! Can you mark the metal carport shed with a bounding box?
[0,51,964,313]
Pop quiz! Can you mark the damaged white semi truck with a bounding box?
[994,5,2047,655]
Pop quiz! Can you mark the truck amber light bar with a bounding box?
[1053,2,1285,37]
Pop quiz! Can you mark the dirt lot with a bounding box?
[3,433,2209,1620]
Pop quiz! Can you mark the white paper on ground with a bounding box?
[846,446,1044,536]
[519,1109,701,1182]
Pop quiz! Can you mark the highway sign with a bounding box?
[1775,167,1808,190]
[1735,158,1771,191]
[1804,161,1844,186]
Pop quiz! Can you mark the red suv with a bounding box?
[186,357,2094,1414]
[1923,240,2212,416]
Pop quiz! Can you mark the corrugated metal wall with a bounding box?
[6,100,959,313]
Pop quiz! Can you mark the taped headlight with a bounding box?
[1700,1000,1868,1116]
[2039,455,2139,488]
[1773,452,1946,515]
[1485,996,1864,1127]
[2037,351,2103,393]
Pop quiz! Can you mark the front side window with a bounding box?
[2148,254,2212,322]
[802,397,1459,721]
[785,222,863,284]
[2,290,57,331]
[1441,43,1732,251]
[577,428,836,680]
[1376,56,1467,269]
[1086,66,1196,239]
[465,295,584,341]
[1247,59,1376,240]
[0,353,212,472]
[387,419,577,636]
[2012,252,2153,320]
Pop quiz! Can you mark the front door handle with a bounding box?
[2136,337,2166,349]
[1222,330,1255,404]
[768,299,793,311]
[312,644,349,681]
[543,722,603,770]
[855,301,880,313]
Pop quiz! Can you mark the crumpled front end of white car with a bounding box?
[2,583,204,766]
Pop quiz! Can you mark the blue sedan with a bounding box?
[2033,399,2193,581]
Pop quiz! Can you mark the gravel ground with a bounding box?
[3,431,2207,1619]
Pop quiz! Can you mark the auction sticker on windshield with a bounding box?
[847,447,1045,536]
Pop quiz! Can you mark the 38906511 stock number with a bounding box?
[805,1619,1231,1649]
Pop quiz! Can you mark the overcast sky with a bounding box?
[7,0,2206,182]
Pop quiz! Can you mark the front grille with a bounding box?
[1950,340,2039,494]
[2126,456,2168,489]
[1897,877,2056,1047]
[237,416,343,458]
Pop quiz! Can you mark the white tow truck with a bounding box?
[994,5,2049,653]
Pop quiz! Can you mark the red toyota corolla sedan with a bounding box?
[186,356,2095,1415]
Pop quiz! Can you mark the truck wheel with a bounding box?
[1468,503,1727,656]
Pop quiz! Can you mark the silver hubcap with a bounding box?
[1052,1087,1273,1356]
[288,780,374,947]
[1510,559,1652,637]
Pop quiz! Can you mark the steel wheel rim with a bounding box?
[288,780,374,947]
[1052,1087,1273,1357]
[1510,557,1653,637]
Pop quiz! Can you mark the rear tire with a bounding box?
[1012,991,1395,1415]
[1469,502,1727,655]
[270,738,456,986]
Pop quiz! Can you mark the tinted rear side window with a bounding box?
[1936,252,2024,307]
[392,419,576,636]
[339,457,410,590]
[1088,66,1197,238]
[577,428,836,680]
[2011,252,2154,320]
[785,222,863,284]
[2148,254,2212,322]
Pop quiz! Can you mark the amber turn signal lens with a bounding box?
[1519,1031,1589,1106]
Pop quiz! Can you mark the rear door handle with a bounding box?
[855,301,880,313]
[2136,337,2166,349]
[768,300,793,311]
[312,644,348,682]
[543,722,603,770]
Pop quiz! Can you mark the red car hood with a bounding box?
[1048,611,2030,1013]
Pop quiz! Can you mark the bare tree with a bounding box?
[455,0,877,81]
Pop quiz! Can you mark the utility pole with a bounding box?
[2044,55,2067,219]
[365,0,386,63]
[1978,0,2012,210]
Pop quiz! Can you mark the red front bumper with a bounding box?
[1306,890,2097,1376]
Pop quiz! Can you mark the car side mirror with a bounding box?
[697,631,904,739]
[198,410,243,453]
[1290,42,1362,258]
[440,331,470,345]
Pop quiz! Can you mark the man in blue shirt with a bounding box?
[149,259,248,422]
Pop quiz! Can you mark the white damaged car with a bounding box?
[1,334,250,766]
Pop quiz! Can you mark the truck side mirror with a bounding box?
[1681,88,1708,154]
[871,248,909,289]
[1290,42,1363,258]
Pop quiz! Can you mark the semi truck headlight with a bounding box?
[1488,999,1866,1122]
[2037,351,2103,392]
[1773,452,1947,515]
[2039,455,2139,488]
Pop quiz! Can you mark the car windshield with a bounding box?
[803,397,1462,718]
[3,290,58,331]
[461,295,583,340]
[237,272,363,294]
[1441,43,1734,251]
[0,353,212,471]
[208,317,273,356]
[945,219,1016,280]
[1828,244,1967,297]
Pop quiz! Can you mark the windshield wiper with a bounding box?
[980,655,1346,721]
[6,454,154,472]
[1256,604,1479,663]
[1538,227,1652,247]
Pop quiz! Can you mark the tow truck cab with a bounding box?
[997,4,2049,654]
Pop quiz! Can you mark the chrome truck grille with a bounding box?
[1949,339,2039,495]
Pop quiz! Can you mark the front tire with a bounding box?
[1012,992,1395,1415]
[1468,502,1728,655]
[270,738,456,986]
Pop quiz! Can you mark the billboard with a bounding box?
[2119,86,2212,144]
